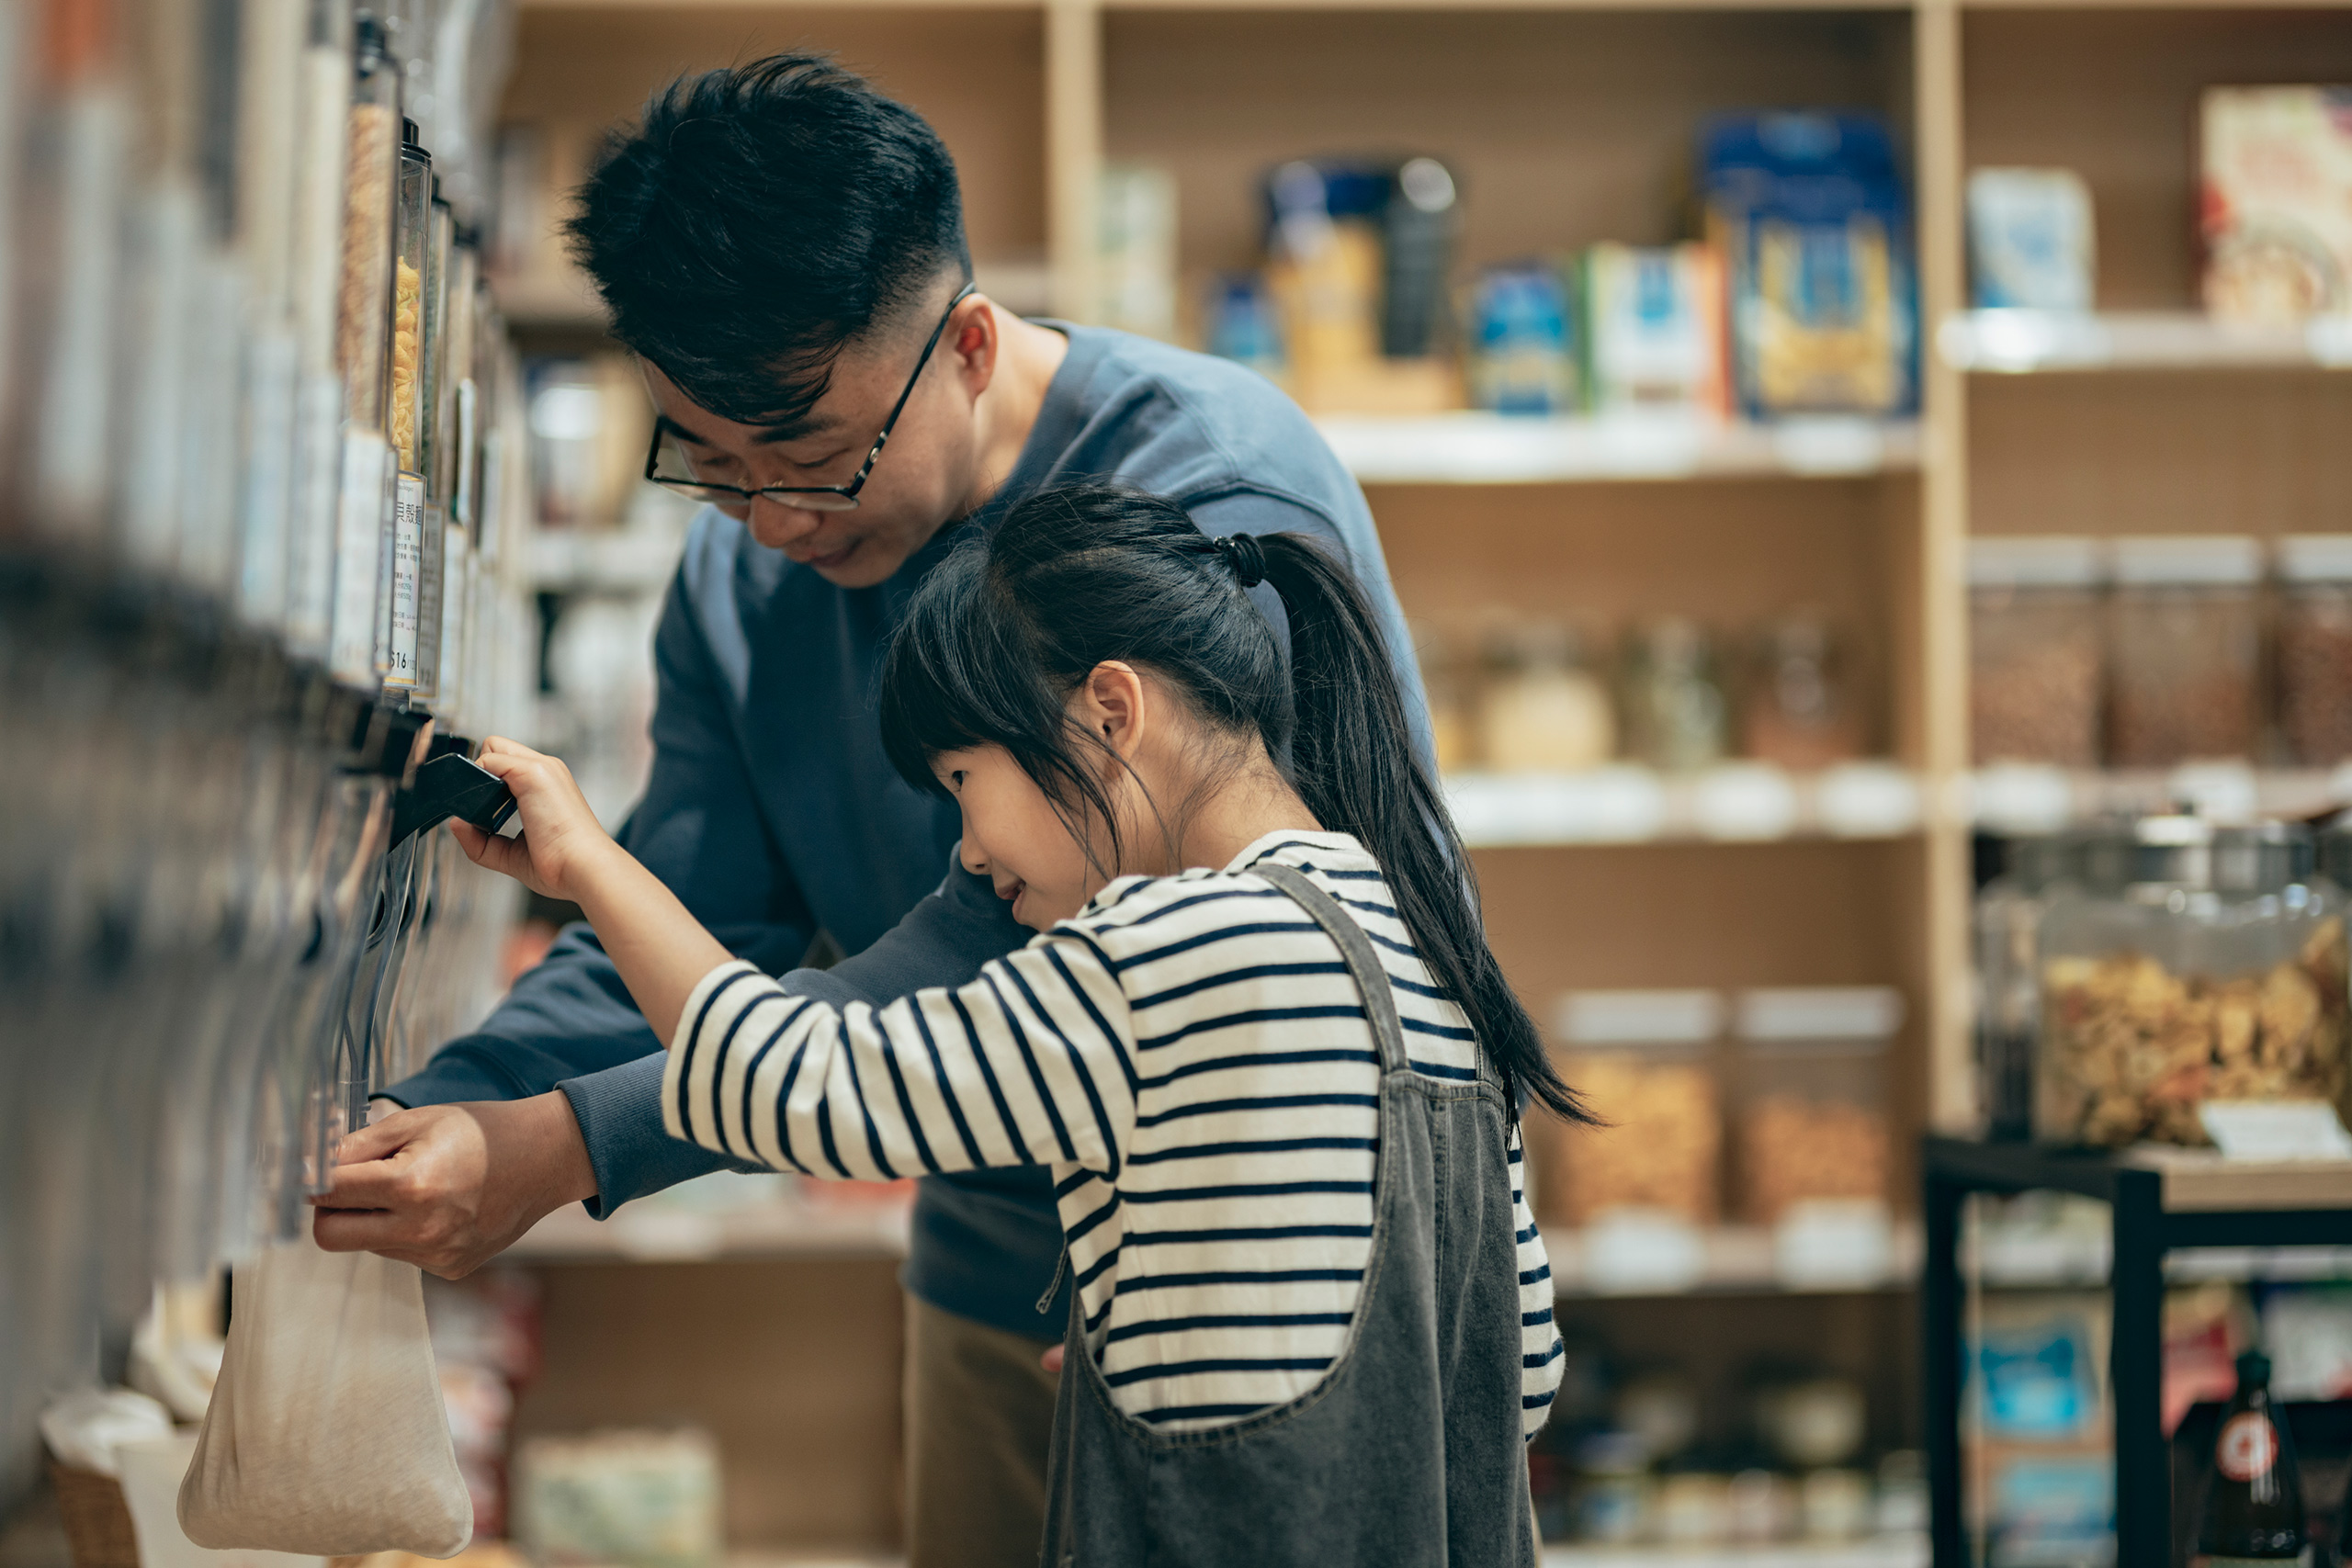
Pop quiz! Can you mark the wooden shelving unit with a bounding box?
[488,0,2352,1553]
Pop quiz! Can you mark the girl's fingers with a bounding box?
[450,819,534,885]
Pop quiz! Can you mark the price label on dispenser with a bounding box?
[384,473,424,689]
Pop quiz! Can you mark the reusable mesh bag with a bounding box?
[177,1231,471,1556]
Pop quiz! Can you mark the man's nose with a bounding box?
[748,493,826,542]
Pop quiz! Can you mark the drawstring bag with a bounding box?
[178,1230,472,1556]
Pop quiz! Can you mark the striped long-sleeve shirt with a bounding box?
[662,829,1562,1436]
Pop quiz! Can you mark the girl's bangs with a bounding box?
[879,547,1062,796]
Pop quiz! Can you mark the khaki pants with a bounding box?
[903,1292,1060,1568]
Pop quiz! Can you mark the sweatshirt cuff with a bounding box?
[557,1051,754,1220]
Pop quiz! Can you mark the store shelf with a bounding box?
[1939,310,2352,375]
[1318,413,1922,485]
[1449,764,1924,848]
[1544,1540,1927,1568]
[1547,1222,1923,1298]
[530,527,687,594]
[508,1194,911,1263]
[1966,763,2349,836]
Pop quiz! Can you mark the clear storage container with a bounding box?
[2108,536,2262,767]
[1968,537,2104,768]
[1481,618,1616,773]
[391,125,430,476]
[2037,817,2348,1147]
[1734,987,1902,1223]
[1975,835,2079,1141]
[1551,989,1724,1224]
[336,13,401,434]
[2277,536,2352,768]
[1620,618,1727,773]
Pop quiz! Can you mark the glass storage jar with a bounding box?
[1480,618,1616,773]
[2107,536,2262,767]
[1968,536,2104,768]
[1975,835,2080,1141]
[1742,614,1862,770]
[337,12,401,434]
[1734,987,1902,1223]
[2036,817,2348,1147]
[1550,989,1723,1225]
[1619,617,1727,773]
[2277,536,2352,768]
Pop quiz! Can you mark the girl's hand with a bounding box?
[450,737,620,905]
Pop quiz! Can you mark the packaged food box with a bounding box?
[1467,263,1577,414]
[1578,243,1726,416]
[1968,167,2096,310]
[2200,86,2352,323]
[1701,112,1917,418]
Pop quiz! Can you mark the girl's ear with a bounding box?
[1078,660,1148,762]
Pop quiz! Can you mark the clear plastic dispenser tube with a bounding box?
[283,0,352,663]
[328,13,400,691]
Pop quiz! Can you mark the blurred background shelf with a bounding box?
[1965,763,2352,835]
[1448,764,1925,847]
[1940,310,2352,374]
[1544,1540,1927,1568]
[1317,415,1923,484]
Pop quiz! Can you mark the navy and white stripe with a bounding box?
[663,830,1562,1437]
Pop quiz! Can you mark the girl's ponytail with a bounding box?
[879,481,1590,1127]
[1255,534,1592,1125]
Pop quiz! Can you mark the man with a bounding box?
[316,54,1428,1568]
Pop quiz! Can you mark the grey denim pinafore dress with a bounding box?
[1036,862,1540,1568]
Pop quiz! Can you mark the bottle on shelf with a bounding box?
[2198,1349,2304,1566]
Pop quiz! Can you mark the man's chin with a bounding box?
[806,545,904,589]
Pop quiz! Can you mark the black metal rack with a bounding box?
[1923,1137,2352,1568]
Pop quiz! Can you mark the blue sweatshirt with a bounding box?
[386,323,1429,1337]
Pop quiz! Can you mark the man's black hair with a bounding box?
[564,53,973,430]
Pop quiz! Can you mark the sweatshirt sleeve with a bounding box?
[1512,1127,1565,1440]
[660,931,1139,1181]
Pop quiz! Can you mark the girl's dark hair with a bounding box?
[879,483,1591,1125]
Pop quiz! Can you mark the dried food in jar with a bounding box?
[2041,918,2350,1146]
[1741,1095,1890,1222]
[1969,537,2104,768]
[337,102,399,429]
[2277,537,2352,767]
[2107,536,2262,767]
[390,259,422,469]
[1555,1055,1720,1223]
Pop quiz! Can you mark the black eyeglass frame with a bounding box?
[643,280,979,513]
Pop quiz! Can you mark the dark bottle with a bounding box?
[2199,1350,2305,1564]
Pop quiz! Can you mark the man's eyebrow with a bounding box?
[750,414,839,446]
[659,414,717,448]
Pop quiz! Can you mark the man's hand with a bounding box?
[312,1093,599,1278]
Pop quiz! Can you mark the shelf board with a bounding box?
[2121,1147,2352,1214]
[508,1195,911,1263]
[1320,413,1921,485]
[1449,764,1925,848]
[1544,1540,1927,1568]
[1547,1222,1923,1298]
[1967,763,2347,836]
[1939,310,2352,375]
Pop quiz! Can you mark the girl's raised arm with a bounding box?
[452,737,1136,1181]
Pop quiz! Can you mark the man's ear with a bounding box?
[948,291,1000,401]
[1078,661,1148,763]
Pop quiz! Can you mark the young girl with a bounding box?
[453,484,1587,1565]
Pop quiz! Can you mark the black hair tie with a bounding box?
[1216,533,1267,590]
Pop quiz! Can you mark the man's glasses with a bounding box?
[644,281,978,513]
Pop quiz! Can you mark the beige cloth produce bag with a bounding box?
[178,1230,472,1557]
